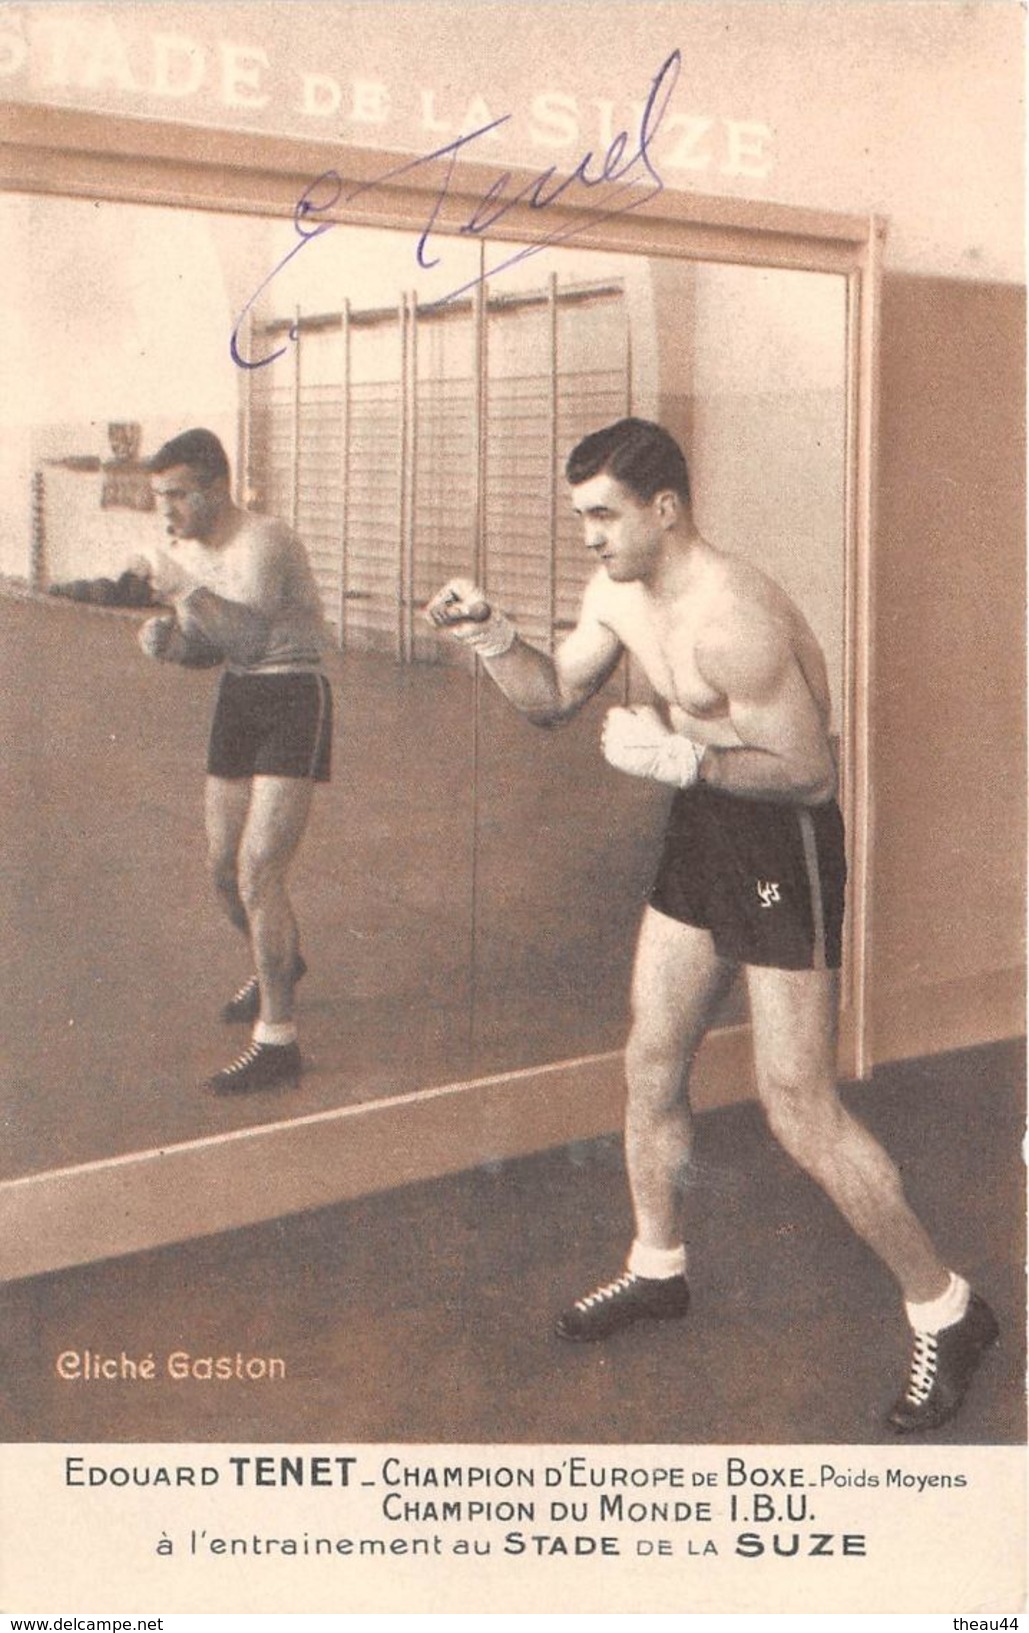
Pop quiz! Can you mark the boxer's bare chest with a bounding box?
[606,586,732,725]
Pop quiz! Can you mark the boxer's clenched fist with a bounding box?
[424,579,492,627]
[138,613,223,669]
[602,705,705,788]
[424,578,516,658]
[138,613,177,660]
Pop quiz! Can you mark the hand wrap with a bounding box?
[137,613,223,669]
[427,578,517,659]
[602,705,704,788]
[138,614,177,660]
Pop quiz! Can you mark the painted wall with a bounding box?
[649,258,848,725]
[871,274,1026,1059]
[0,193,239,576]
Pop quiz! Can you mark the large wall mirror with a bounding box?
[0,114,878,1276]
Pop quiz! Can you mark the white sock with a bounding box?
[905,1271,970,1334]
[253,1020,298,1048]
[628,1239,688,1281]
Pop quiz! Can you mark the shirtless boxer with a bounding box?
[427,417,997,1433]
[138,428,331,1094]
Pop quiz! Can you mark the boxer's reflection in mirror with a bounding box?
[138,427,333,1095]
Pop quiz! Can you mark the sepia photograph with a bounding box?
[0,0,1024,1614]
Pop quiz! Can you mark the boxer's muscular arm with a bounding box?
[425,574,623,726]
[483,613,624,726]
[696,617,838,804]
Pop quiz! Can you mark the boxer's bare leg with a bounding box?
[237,775,313,1025]
[746,964,948,1302]
[555,909,731,1341]
[204,775,313,1094]
[205,775,251,937]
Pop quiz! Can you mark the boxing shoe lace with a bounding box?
[888,1294,999,1432]
[555,1267,690,1342]
[222,1040,264,1076]
[902,1330,939,1405]
[227,973,259,1008]
[575,1273,637,1311]
[205,1036,301,1094]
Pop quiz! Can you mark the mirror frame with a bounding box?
[0,104,883,1279]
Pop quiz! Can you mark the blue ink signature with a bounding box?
[231,50,681,370]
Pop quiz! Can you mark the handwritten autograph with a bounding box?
[230,50,681,370]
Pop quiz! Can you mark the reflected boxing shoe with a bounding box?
[555,1271,691,1342]
[204,1039,302,1095]
[887,1292,999,1433]
[221,954,307,1023]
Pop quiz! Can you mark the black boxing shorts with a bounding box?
[649,783,846,970]
[207,670,333,782]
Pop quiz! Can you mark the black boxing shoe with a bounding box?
[205,1039,301,1095]
[555,1271,691,1342]
[220,955,307,1023]
[888,1293,1000,1433]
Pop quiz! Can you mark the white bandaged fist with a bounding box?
[424,578,516,659]
[138,613,177,659]
[138,613,223,669]
[602,705,705,788]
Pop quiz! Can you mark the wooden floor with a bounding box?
[1,1040,1023,1448]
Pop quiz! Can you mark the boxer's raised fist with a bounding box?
[424,579,516,658]
[424,578,492,629]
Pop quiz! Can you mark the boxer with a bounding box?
[139,428,331,1094]
[427,416,997,1433]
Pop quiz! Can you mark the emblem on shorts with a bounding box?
[756,881,781,908]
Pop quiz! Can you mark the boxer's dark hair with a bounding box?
[566,417,690,504]
[147,428,230,486]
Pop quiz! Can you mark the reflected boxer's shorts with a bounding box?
[207,670,333,782]
[649,784,846,970]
